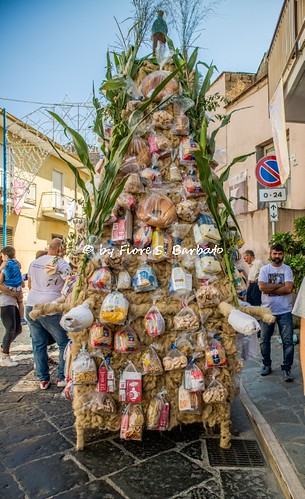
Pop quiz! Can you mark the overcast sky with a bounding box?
[0,0,283,119]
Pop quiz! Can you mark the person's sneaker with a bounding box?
[40,380,51,390]
[20,318,27,325]
[282,370,294,382]
[0,356,18,367]
[56,379,67,388]
[260,365,272,376]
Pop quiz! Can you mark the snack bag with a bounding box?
[173,297,199,332]
[125,173,144,194]
[140,166,162,187]
[163,345,188,371]
[116,193,136,211]
[90,392,117,415]
[144,303,165,337]
[184,358,205,392]
[137,192,177,228]
[117,270,132,290]
[111,211,133,245]
[141,344,163,375]
[114,325,140,353]
[98,355,115,393]
[176,198,201,223]
[169,163,182,182]
[141,70,180,102]
[120,404,144,441]
[202,378,228,404]
[152,109,173,129]
[124,135,151,165]
[88,268,113,294]
[89,322,112,349]
[99,291,129,324]
[132,262,158,292]
[133,224,153,249]
[205,338,227,368]
[147,228,173,263]
[195,255,222,275]
[72,346,97,385]
[146,390,170,430]
[183,172,204,197]
[193,213,221,245]
[196,284,221,308]
[63,340,73,381]
[179,136,199,163]
[119,362,142,403]
[178,385,202,414]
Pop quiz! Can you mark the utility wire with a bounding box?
[0,96,94,107]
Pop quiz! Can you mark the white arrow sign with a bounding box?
[269,202,278,222]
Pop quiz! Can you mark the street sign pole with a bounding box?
[269,202,279,235]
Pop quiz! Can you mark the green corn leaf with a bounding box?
[187,48,198,73]
[106,51,112,80]
[92,84,104,141]
[198,62,216,101]
[219,151,255,183]
[192,67,200,101]
[100,77,127,91]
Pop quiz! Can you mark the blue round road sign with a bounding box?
[255,156,281,187]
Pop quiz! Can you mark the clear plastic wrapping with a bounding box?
[137,192,177,228]
[163,345,188,371]
[89,322,112,349]
[114,325,140,353]
[141,70,180,102]
[146,390,169,430]
[132,262,158,292]
[202,378,228,404]
[72,347,97,385]
[88,268,113,293]
[196,284,221,308]
[120,404,144,440]
[99,291,129,324]
[141,344,163,375]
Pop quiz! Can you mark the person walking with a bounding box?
[258,243,294,381]
[243,250,263,306]
[0,246,26,324]
[25,238,71,389]
[0,249,23,367]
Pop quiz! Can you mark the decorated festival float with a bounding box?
[30,8,275,451]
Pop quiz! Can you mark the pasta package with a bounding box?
[120,404,144,441]
[99,292,129,324]
[89,322,113,349]
[114,326,140,353]
[88,268,113,293]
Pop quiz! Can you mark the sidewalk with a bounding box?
[0,325,302,498]
[241,336,305,497]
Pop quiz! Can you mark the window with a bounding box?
[0,226,14,246]
[229,171,248,215]
[52,170,63,209]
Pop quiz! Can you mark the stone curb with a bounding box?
[239,383,305,499]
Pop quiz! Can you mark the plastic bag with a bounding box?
[114,325,140,353]
[183,172,204,198]
[147,228,173,263]
[141,70,180,102]
[179,136,199,163]
[193,213,221,245]
[62,380,74,402]
[176,198,201,223]
[206,338,227,368]
[171,96,192,136]
[64,340,73,381]
[140,166,163,187]
[144,302,165,337]
[152,109,174,129]
[111,211,133,245]
[60,303,94,332]
[97,355,115,392]
[116,193,136,211]
[169,163,182,182]
[184,358,205,392]
[120,404,144,441]
[163,345,188,371]
[202,378,228,403]
[117,270,131,290]
[137,192,177,228]
[88,268,113,294]
[99,246,123,270]
[90,392,117,415]
[119,362,142,403]
[178,385,202,413]
[146,390,170,430]
[141,344,163,375]
[228,309,260,335]
[125,135,151,165]
[72,347,97,385]
[125,173,144,193]
[132,262,158,292]
[99,291,129,324]
[89,322,112,349]
[196,284,221,308]
[196,255,222,275]
[173,296,199,332]
[148,133,171,156]
[133,224,153,249]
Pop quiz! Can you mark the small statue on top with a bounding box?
[151,10,168,57]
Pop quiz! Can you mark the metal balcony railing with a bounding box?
[40,192,83,221]
[268,0,305,99]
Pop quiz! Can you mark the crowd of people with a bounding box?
[0,239,303,389]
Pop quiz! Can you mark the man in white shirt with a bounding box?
[243,250,263,306]
[258,243,294,382]
[25,238,71,390]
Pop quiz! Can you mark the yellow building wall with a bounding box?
[0,126,88,273]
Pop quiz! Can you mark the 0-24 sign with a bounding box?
[259,188,287,202]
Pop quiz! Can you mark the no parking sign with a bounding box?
[255,156,281,187]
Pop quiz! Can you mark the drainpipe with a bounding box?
[2,108,7,246]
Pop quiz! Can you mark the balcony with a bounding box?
[268,0,305,122]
